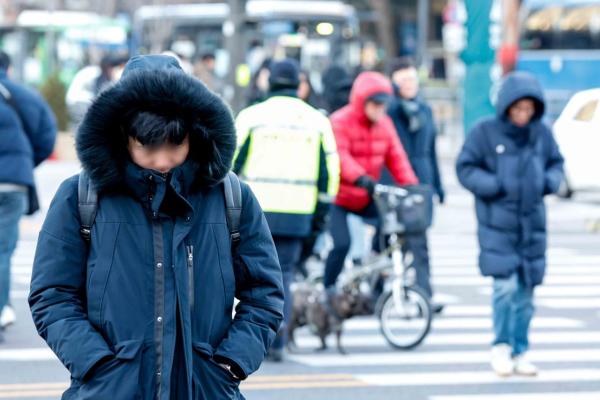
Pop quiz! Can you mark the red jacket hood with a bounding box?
[350,72,393,119]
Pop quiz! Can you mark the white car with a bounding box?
[553,88,600,195]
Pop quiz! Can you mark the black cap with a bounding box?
[269,59,300,89]
[367,92,390,104]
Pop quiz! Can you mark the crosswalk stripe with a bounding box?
[293,331,600,348]
[0,348,56,361]
[430,256,600,267]
[538,298,600,309]
[288,349,600,367]
[430,392,600,400]
[479,286,600,297]
[432,266,600,276]
[343,317,582,331]
[354,369,600,387]
[434,275,600,286]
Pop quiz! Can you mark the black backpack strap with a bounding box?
[78,170,98,242]
[223,171,242,244]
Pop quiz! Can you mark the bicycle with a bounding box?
[289,184,433,352]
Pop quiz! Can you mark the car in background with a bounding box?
[553,88,600,196]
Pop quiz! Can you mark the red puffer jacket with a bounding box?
[331,72,418,211]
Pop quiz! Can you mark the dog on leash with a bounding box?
[287,280,374,355]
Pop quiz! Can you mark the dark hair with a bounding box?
[201,53,216,62]
[388,57,415,76]
[123,111,188,146]
[0,51,11,71]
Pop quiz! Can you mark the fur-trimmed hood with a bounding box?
[76,54,236,193]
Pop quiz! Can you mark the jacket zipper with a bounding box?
[186,245,194,312]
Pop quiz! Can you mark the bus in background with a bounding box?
[517,0,600,121]
[132,1,360,94]
[0,10,129,86]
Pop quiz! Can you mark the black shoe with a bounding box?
[266,348,284,362]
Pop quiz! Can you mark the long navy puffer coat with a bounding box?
[456,71,564,287]
[29,55,284,400]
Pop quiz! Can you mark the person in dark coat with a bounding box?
[384,57,444,313]
[0,50,56,343]
[28,55,284,399]
[321,64,353,114]
[456,71,564,377]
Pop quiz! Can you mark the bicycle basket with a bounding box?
[374,185,432,235]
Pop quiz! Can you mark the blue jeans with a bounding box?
[0,191,28,313]
[492,272,535,356]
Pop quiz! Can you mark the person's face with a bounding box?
[297,74,310,101]
[204,57,216,71]
[128,135,190,174]
[364,100,387,122]
[508,98,536,127]
[392,67,419,99]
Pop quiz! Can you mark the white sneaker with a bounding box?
[0,306,16,329]
[491,344,514,377]
[513,353,538,376]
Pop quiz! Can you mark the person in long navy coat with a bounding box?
[384,58,445,312]
[456,71,564,377]
[29,55,284,399]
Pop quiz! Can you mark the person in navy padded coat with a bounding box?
[456,71,564,378]
[28,55,284,400]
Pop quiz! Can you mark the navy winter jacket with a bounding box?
[385,96,444,201]
[29,55,284,400]
[456,72,564,287]
[0,70,56,209]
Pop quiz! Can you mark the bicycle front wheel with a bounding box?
[378,285,432,350]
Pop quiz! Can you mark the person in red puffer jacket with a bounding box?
[323,71,418,296]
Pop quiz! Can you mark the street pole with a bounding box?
[46,0,56,76]
[417,0,430,67]
[224,0,247,114]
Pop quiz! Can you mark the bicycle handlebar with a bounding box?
[374,184,409,197]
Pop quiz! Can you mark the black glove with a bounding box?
[438,189,445,205]
[355,175,376,196]
[312,201,331,233]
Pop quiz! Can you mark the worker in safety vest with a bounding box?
[233,59,340,361]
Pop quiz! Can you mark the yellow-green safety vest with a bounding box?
[235,96,340,215]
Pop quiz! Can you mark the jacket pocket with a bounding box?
[76,339,144,400]
[211,224,236,309]
[86,223,120,325]
[192,341,240,400]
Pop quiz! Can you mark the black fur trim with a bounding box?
[76,69,236,192]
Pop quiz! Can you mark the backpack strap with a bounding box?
[223,171,242,244]
[78,170,98,243]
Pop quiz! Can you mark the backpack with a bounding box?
[77,170,248,288]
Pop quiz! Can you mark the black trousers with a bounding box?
[402,231,433,299]
[270,236,303,350]
[323,203,381,288]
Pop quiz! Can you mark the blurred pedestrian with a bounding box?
[94,54,116,96]
[298,70,323,110]
[29,55,284,398]
[246,58,272,106]
[384,57,445,313]
[234,59,340,361]
[456,71,564,377]
[321,64,353,114]
[193,52,224,95]
[0,50,56,343]
[323,71,417,306]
